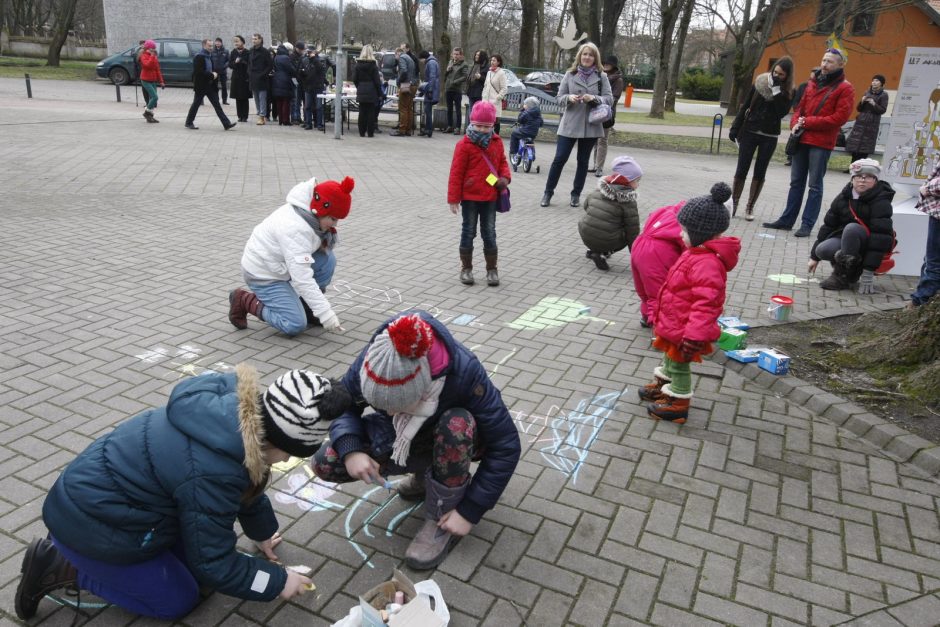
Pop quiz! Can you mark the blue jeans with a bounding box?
[545,135,598,197]
[253,90,268,117]
[248,249,336,336]
[51,536,199,620]
[423,98,435,135]
[460,200,497,250]
[509,129,531,157]
[777,143,831,229]
[912,215,940,305]
[292,83,303,121]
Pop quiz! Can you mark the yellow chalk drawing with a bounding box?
[506,296,610,330]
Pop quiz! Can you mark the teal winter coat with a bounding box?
[42,364,288,602]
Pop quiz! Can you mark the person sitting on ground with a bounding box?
[311,311,521,570]
[630,199,688,328]
[15,365,351,621]
[808,158,894,294]
[508,96,544,165]
[228,176,354,335]
[639,182,740,424]
[578,155,643,271]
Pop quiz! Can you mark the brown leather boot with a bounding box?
[745,178,764,221]
[459,248,474,285]
[637,367,671,402]
[15,538,78,620]
[731,177,746,216]
[484,248,499,286]
[405,474,468,570]
[228,288,264,330]
[647,384,692,424]
[396,472,427,501]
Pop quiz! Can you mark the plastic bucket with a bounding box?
[767,295,794,321]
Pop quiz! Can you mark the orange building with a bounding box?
[757,0,940,115]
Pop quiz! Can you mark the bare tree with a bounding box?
[665,0,695,112]
[401,0,422,50]
[46,0,78,66]
[649,0,683,118]
[569,0,629,55]
[460,0,471,51]
[285,0,297,45]
[518,0,539,67]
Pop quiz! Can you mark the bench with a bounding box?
[495,87,563,130]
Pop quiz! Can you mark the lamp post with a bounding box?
[333,0,344,139]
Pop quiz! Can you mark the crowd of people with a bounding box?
[11,37,940,624]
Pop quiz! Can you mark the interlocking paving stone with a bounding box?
[1,79,938,626]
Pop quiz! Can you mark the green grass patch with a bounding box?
[615,110,733,127]
[628,91,721,106]
[0,56,98,80]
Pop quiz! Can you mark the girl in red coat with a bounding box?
[639,182,741,423]
[630,200,687,328]
[138,40,165,123]
[448,101,511,287]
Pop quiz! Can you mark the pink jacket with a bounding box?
[651,236,741,345]
[630,202,686,315]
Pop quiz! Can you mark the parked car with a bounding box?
[523,71,564,96]
[96,38,202,85]
[503,68,526,92]
[374,50,399,81]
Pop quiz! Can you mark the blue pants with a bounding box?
[423,98,435,135]
[304,90,325,128]
[459,199,497,251]
[509,130,531,157]
[912,215,940,306]
[776,143,831,229]
[248,248,336,336]
[292,83,303,122]
[51,536,199,620]
[253,90,268,117]
[544,135,598,197]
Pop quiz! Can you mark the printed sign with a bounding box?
[883,47,940,189]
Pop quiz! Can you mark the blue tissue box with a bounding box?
[757,349,790,375]
[725,348,762,363]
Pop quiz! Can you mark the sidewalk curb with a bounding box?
[711,350,940,478]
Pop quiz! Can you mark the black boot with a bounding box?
[731,177,745,217]
[819,252,860,291]
[15,538,78,620]
[540,191,552,207]
[459,248,474,285]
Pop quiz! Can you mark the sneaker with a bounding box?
[793,226,812,238]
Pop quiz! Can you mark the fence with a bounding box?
[0,33,107,61]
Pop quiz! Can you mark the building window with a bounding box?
[814,0,842,34]
[850,1,877,36]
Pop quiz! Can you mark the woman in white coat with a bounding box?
[540,42,613,208]
[481,54,508,135]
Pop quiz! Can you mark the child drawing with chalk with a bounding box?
[638,182,740,424]
[312,311,521,570]
[578,155,643,271]
[15,366,351,621]
[228,175,354,336]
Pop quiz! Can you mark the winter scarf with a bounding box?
[391,377,446,466]
[576,65,597,82]
[467,126,493,148]
[293,206,337,250]
[816,68,844,88]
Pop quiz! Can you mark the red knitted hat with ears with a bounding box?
[310,176,355,219]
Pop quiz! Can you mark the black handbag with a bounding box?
[785,83,838,157]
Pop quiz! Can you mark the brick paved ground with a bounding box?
[0,78,937,626]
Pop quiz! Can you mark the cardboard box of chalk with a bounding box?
[757,349,790,375]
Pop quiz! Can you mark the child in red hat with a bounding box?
[228,176,354,336]
[448,100,511,287]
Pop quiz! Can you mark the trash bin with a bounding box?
[432,107,448,130]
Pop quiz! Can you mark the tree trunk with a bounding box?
[401,0,422,52]
[536,0,544,67]
[46,0,78,67]
[665,0,695,112]
[649,0,682,119]
[551,0,570,68]
[598,0,628,55]
[518,0,539,69]
[285,0,296,46]
[431,0,451,59]
[726,0,783,116]
[460,0,470,52]
[0,0,6,55]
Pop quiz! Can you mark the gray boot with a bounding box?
[404,472,468,570]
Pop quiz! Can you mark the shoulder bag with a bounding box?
[847,200,897,275]
[785,83,838,156]
[478,149,511,213]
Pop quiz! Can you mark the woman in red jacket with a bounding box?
[139,40,165,123]
[638,182,740,424]
[448,101,511,287]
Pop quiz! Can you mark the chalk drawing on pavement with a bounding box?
[328,279,485,328]
[768,273,820,285]
[506,296,612,330]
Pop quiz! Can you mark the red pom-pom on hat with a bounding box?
[387,314,433,359]
[310,176,355,219]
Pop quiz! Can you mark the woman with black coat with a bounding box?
[466,50,488,112]
[808,159,895,294]
[352,45,383,137]
[728,56,794,221]
[248,34,274,125]
[229,35,252,123]
[845,74,889,162]
[271,44,297,126]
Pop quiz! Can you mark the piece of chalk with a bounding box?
[578,306,591,315]
[287,564,313,576]
[373,477,393,490]
[303,582,316,591]
[394,590,405,605]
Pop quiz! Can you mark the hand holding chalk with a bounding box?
[280,569,313,600]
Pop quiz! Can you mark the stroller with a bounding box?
[509,125,540,174]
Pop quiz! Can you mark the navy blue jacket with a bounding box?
[210,45,229,73]
[271,46,297,98]
[516,107,544,139]
[330,311,520,524]
[42,364,288,602]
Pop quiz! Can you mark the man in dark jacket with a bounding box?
[442,47,469,134]
[210,38,229,104]
[185,39,235,130]
[290,41,306,124]
[300,46,330,130]
[764,49,854,237]
[312,311,520,570]
[418,50,440,137]
[248,33,274,125]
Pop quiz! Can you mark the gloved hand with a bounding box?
[319,310,343,332]
[495,177,509,191]
[858,269,875,295]
[728,128,738,143]
[678,338,707,361]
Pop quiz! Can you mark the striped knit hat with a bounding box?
[261,370,351,457]
[360,314,434,414]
